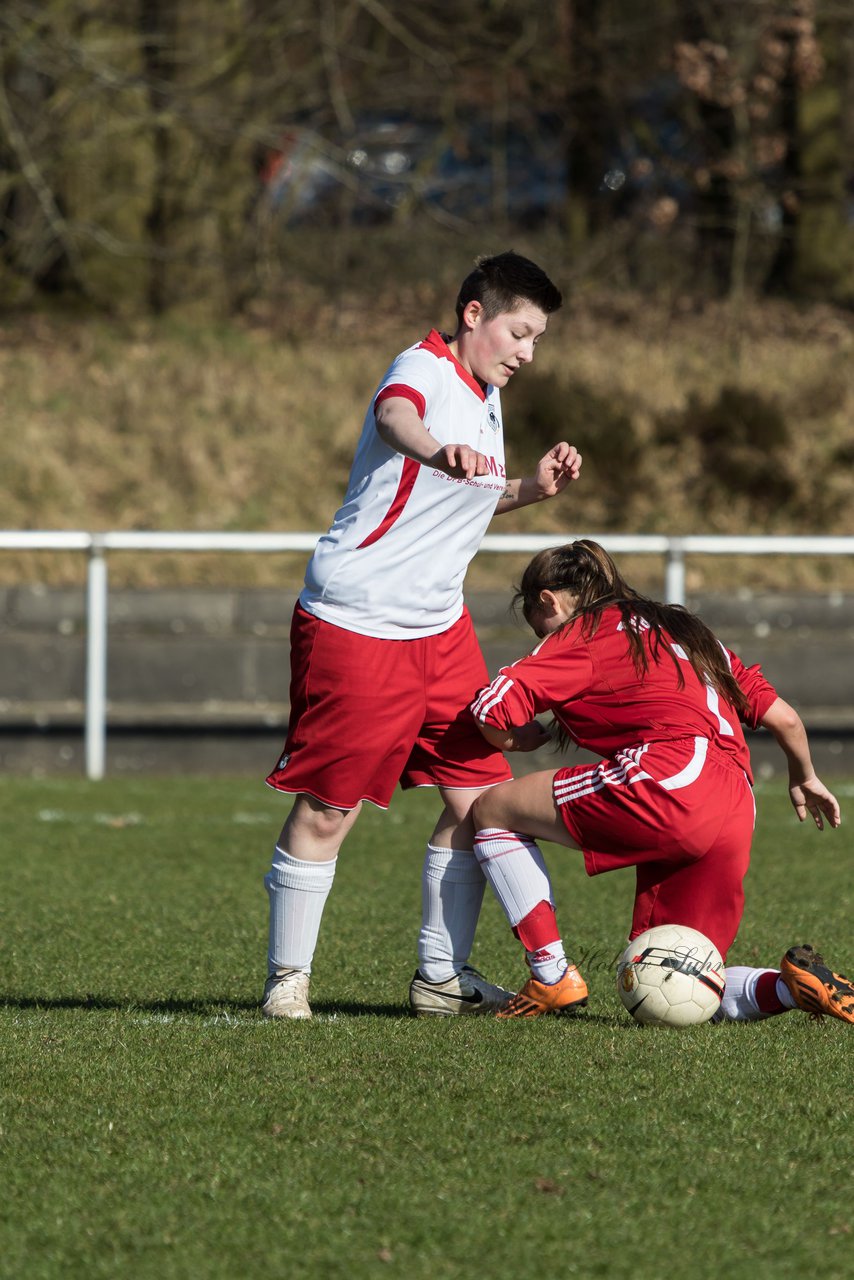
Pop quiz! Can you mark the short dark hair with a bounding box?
[455,251,562,325]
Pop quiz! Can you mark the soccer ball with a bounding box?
[616,924,726,1027]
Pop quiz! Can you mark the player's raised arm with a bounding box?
[760,696,841,830]
[375,395,490,478]
[495,442,582,514]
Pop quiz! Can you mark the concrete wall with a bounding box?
[1,586,852,777]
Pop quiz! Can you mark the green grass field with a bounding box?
[1,776,852,1280]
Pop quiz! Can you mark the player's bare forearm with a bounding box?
[761,697,815,782]
[760,696,841,829]
[375,397,490,478]
[494,443,582,514]
[375,397,441,465]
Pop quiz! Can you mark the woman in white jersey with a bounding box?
[263,252,583,1019]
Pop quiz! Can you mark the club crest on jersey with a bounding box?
[486,404,500,432]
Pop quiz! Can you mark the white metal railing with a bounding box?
[1,530,853,780]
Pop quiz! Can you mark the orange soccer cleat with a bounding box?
[496,964,589,1019]
[779,945,854,1024]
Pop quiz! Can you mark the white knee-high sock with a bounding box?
[417,844,486,983]
[718,966,797,1022]
[474,827,566,983]
[473,827,554,926]
[264,846,337,975]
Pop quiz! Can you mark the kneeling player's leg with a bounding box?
[471,775,589,1009]
[627,784,799,1022]
[630,827,750,961]
[631,852,798,1021]
[408,611,514,998]
[629,765,756,960]
[717,966,797,1021]
[721,949,854,1023]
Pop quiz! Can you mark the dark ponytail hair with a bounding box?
[514,540,751,719]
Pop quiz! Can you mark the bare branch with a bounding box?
[0,71,92,295]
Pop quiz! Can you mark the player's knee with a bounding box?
[308,805,352,841]
[283,793,360,845]
[472,786,505,830]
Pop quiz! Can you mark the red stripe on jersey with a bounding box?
[357,456,420,549]
[418,329,486,402]
[374,383,427,420]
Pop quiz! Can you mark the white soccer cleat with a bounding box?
[409,965,514,1017]
[261,968,312,1020]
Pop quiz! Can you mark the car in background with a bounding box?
[258,113,568,227]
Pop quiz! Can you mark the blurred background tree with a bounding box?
[0,0,852,584]
[0,0,851,317]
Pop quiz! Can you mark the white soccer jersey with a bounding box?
[300,329,506,638]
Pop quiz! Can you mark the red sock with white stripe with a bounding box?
[718,966,797,1021]
[514,899,569,984]
[474,827,567,983]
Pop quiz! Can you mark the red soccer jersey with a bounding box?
[471,605,778,783]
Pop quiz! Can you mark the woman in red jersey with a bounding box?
[470,539,853,1024]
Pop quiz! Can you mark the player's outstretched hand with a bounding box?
[534,443,582,498]
[432,443,490,479]
[789,776,841,830]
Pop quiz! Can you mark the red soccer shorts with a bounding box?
[554,739,756,959]
[266,604,512,810]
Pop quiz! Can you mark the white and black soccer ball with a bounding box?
[616,924,726,1027]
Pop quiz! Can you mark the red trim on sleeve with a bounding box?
[356,457,421,549]
[374,383,427,421]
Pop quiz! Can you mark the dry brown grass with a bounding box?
[0,293,852,593]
